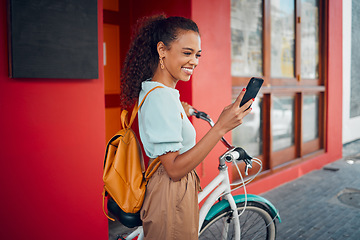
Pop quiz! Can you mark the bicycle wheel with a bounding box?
[199,201,276,240]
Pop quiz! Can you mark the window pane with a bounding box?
[350,0,360,118]
[271,0,295,78]
[231,0,263,77]
[302,95,319,142]
[232,98,262,156]
[301,0,319,79]
[272,96,295,151]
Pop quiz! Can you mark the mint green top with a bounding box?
[138,81,196,158]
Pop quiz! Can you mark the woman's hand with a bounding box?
[214,88,253,135]
[181,101,193,117]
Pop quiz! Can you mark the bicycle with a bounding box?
[111,108,281,240]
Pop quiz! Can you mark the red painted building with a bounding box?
[0,0,342,239]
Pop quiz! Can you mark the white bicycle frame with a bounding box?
[198,164,241,239]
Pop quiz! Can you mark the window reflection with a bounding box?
[232,98,262,156]
[231,0,263,76]
[301,0,319,79]
[272,96,294,151]
[271,0,295,78]
[302,95,319,142]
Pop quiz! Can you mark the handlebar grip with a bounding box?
[233,147,252,161]
[189,108,196,116]
[223,147,253,163]
[225,150,239,162]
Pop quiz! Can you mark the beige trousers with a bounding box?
[140,165,201,240]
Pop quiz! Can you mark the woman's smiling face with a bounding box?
[161,30,201,84]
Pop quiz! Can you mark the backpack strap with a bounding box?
[120,110,129,130]
[120,85,163,129]
[102,189,115,221]
[118,86,164,177]
[127,85,164,128]
[103,85,164,221]
[144,157,161,181]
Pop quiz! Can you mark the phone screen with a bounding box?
[239,77,264,108]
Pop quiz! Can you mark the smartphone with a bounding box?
[239,77,264,108]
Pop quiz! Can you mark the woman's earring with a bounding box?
[159,57,165,70]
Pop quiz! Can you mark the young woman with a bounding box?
[120,15,253,240]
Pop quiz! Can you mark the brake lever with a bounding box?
[245,159,253,175]
[244,164,251,175]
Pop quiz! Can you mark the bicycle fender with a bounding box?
[204,194,281,222]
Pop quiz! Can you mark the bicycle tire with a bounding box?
[199,201,276,240]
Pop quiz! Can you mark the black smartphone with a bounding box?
[239,77,264,108]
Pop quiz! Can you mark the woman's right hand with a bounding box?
[214,88,253,135]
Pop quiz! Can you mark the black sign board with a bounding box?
[8,0,98,79]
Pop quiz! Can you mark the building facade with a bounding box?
[0,0,343,239]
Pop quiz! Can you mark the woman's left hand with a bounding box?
[181,101,192,117]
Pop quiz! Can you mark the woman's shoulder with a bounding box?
[140,81,179,104]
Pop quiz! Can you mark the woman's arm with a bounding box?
[160,89,253,181]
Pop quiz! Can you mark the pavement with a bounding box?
[108,139,360,239]
[261,139,360,239]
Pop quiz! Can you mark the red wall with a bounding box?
[0,1,107,239]
[191,0,233,184]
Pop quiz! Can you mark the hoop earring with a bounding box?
[159,57,165,70]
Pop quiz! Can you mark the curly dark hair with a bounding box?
[119,15,200,109]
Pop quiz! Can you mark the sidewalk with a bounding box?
[261,139,360,239]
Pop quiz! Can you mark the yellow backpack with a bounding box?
[102,86,162,228]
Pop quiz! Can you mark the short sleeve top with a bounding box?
[138,81,196,158]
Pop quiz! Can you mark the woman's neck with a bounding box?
[152,67,178,88]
